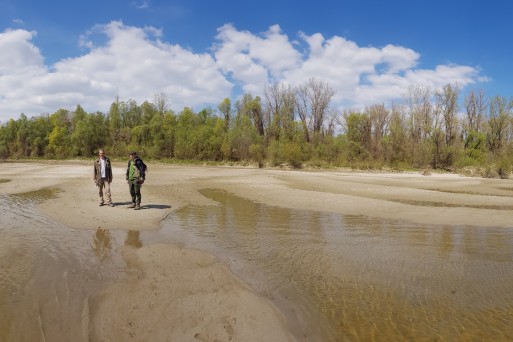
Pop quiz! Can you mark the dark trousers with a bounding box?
[128,179,141,204]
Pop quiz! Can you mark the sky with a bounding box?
[0,0,512,123]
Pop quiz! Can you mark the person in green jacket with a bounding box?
[126,151,146,210]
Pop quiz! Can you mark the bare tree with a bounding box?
[437,84,460,146]
[405,85,435,167]
[406,85,434,142]
[325,107,339,137]
[153,92,169,115]
[295,78,335,143]
[433,84,460,167]
[365,104,390,159]
[387,104,408,163]
[464,89,487,133]
[264,82,296,141]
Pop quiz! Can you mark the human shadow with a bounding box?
[143,204,171,209]
[111,202,171,210]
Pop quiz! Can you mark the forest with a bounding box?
[1,78,512,178]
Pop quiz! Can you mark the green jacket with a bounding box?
[126,157,146,181]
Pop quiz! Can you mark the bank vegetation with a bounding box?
[1,79,512,178]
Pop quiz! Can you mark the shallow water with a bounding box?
[161,189,513,341]
[1,190,513,341]
[0,194,131,341]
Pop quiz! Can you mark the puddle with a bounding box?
[11,187,59,203]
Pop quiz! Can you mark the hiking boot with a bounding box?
[99,202,104,207]
[134,203,141,210]
[127,203,135,208]
[107,203,114,207]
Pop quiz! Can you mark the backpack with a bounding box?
[128,157,148,179]
[136,157,148,175]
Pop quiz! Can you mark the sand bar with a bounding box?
[2,161,513,341]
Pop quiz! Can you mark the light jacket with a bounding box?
[94,157,113,183]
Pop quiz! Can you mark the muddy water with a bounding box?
[1,189,513,341]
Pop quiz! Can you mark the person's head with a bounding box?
[129,151,137,160]
[98,148,105,158]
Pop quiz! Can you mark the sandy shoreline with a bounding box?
[2,161,513,340]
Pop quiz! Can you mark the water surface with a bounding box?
[1,189,513,341]
[162,189,513,341]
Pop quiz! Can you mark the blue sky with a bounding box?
[0,0,511,123]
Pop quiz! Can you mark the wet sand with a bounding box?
[2,161,513,341]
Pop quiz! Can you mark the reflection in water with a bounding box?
[125,230,142,248]
[162,189,513,341]
[92,228,113,260]
[0,195,123,341]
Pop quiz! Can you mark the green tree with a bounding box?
[343,111,370,161]
[140,100,157,125]
[174,107,199,159]
[237,94,265,137]
[218,98,231,132]
[29,115,52,157]
[150,112,176,158]
[47,109,72,157]
[486,96,511,154]
[229,114,260,161]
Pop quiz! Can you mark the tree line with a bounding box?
[1,78,512,177]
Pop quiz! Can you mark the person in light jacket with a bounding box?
[93,148,114,207]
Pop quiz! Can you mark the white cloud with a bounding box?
[0,29,45,75]
[133,0,150,10]
[212,26,481,110]
[0,22,232,122]
[0,22,484,123]
[214,23,302,92]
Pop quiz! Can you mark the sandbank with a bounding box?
[2,160,512,341]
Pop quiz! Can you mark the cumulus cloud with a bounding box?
[0,22,484,122]
[214,24,302,94]
[0,21,231,121]
[212,26,482,109]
